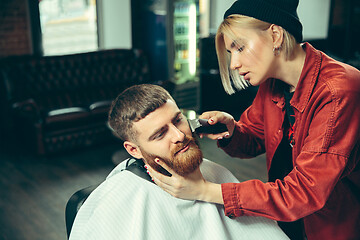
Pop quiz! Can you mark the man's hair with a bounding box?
[108,84,175,142]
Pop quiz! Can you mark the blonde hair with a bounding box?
[215,15,297,94]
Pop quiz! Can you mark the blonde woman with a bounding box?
[147,1,360,239]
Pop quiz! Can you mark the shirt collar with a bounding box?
[270,42,322,112]
[290,42,322,112]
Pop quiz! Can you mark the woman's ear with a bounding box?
[123,141,143,159]
[269,24,284,48]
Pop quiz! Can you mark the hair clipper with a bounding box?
[188,119,228,134]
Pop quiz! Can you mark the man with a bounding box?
[69,84,288,240]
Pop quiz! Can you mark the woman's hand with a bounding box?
[145,158,223,204]
[198,111,236,140]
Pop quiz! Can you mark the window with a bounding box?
[39,0,98,55]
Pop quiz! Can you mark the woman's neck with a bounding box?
[275,44,306,92]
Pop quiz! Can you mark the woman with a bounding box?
[146,0,360,239]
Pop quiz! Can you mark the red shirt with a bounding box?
[220,43,360,240]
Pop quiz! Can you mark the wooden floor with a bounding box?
[0,136,267,240]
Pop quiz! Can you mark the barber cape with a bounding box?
[70,159,289,240]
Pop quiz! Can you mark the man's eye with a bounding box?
[155,131,165,139]
[175,116,184,125]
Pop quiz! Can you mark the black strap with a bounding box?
[124,158,153,183]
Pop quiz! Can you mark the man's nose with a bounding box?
[169,124,185,143]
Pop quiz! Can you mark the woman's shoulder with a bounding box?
[319,53,360,84]
[317,53,360,98]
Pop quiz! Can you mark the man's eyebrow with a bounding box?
[172,111,182,122]
[147,111,182,141]
[148,125,166,141]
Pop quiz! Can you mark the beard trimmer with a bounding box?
[188,119,228,134]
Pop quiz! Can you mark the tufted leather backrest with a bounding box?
[0,49,151,112]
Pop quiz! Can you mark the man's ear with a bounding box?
[269,24,284,48]
[123,141,143,159]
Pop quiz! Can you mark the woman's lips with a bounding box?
[239,71,250,81]
[243,72,250,81]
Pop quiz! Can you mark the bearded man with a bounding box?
[69,84,288,240]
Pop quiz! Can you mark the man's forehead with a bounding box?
[132,100,181,138]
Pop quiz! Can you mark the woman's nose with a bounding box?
[169,124,185,143]
[230,55,241,70]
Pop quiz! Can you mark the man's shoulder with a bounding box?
[103,157,240,188]
[201,158,226,171]
[106,158,133,179]
[201,158,240,183]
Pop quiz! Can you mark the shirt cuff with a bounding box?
[221,183,242,218]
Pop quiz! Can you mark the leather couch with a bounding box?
[0,49,152,155]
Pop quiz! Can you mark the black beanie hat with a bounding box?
[224,0,303,43]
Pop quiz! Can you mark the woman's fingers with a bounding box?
[202,132,230,140]
[199,111,235,138]
[145,162,173,190]
[145,158,206,200]
[145,159,181,186]
[199,111,219,120]
[199,111,234,126]
[154,158,176,176]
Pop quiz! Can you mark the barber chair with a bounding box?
[65,184,98,238]
[65,158,151,239]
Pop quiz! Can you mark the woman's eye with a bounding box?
[237,46,244,52]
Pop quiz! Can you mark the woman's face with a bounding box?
[223,26,276,86]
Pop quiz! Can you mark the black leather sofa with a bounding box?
[0,49,152,155]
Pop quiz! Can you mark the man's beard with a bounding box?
[140,135,203,177]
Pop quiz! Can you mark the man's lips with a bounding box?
[175,142,190,155]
